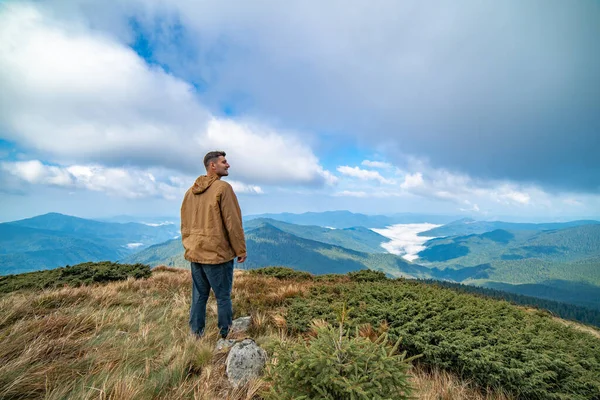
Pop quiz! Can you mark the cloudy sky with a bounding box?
[0,0,599,222]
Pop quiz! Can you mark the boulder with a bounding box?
[231,316,252,333]
[226,339,267,387]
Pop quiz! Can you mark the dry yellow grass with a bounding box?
[411,368,513,400]
[0,268,512,399]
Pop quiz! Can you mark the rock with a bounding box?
[226,339,267,387]
[231,316,252,333]
[216,338,236,351]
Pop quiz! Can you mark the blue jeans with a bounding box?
[189,260,234,337]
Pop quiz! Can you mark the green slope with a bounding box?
[244,218,388,253]
[416,225,600,308]
[418,225,600,268]
[121,239,185,267]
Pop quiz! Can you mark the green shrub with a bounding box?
[266,317,413,399]
[285,280,600,400]
[347,269,388,282]
[313,273,346,283]
[0,262,151,294]
[249,266,313,281]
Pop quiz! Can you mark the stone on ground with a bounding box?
[231,316,252,333]
[226,338,267,387]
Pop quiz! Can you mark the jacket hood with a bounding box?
[191,175,219,194]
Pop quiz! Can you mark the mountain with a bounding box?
[9,213,179,245]
[415,225,600,309]
[419,218,600,237]
[122,238,185,268]
[418,225,600,267]
[124,223,431,279]
[245,210,456,228]
[244,218,388,253]
[0,213,180,275]
[243,224,431,277]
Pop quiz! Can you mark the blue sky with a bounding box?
[0,0,599,222]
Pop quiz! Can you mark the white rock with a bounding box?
[226,339,267,387]
[231,316,252,333]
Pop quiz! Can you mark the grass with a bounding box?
[0,266,539,399]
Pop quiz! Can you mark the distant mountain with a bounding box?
[124,223,432,279]
[245,210,456,228]
[96,215,179,225]
[415,225,600,308]
[418,225,600,267]
[122,239,185,268]
[419,218,600,237]
[0,213,180,275]
[483,280,600,311]
[244,218,388,253]
[9,213,179,245]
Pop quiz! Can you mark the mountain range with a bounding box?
[0,213,179,274]
[3,211,599,310]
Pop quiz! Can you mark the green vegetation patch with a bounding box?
[266,318,413,399]
[347,269,388,282]
[0,262,151,294]
[249,266,313,280]
[286,279,600,400]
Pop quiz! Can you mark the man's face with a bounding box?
[211,156,230,177]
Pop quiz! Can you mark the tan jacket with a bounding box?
[180,175,247,264]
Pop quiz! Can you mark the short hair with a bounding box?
[203,151,226,169]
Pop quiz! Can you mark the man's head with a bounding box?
[204,151,229,177]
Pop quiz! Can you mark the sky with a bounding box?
[0,0,599,222]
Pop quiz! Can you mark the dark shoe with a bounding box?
[191,329,204,339]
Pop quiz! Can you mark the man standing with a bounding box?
[181,151,247,339]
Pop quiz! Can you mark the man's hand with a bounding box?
[237,255,247,263]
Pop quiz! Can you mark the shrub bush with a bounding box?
[347,269,388,282]
[249,266,313,281]
[0,262,151,294]
[284,280,600,400]
[266,319,413,399]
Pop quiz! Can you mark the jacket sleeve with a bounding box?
[219,183,247,258]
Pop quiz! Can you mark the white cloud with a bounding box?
[400,172,424,189]
[0,3,333,187]
[496,188,531,205]
[361,160,393,169]
[333,191,368,198]
[228,180,264,195]
[332,156,577,213]
[337,166,395,185]
[2,160,266,199]
[204,119,335,186]
[372,223,441,262]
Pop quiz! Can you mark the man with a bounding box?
[181,150,247,339]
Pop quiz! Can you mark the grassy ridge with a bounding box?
[4,265,599,399]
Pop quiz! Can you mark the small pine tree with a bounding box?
[266,306,413,400]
